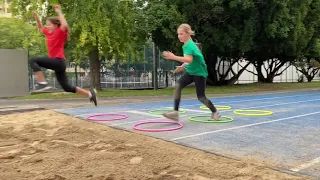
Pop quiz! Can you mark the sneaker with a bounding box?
[33,83,52,92]
[211,111,221,121]
[163,110,179,121]
[89,89,98,106]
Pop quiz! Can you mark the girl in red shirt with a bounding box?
[30,5,97,106]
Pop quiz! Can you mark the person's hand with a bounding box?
[174,65,185,73]
[163,51,176,60]
[53,5,62,13]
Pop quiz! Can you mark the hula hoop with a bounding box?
[200,105,231,110]
[189,115,233,123]
[87,113,128,121]
[233,110,273,116]
[149,108,185,115]
[133,121,183,132]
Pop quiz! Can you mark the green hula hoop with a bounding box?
[189,115,233,123]
[200,105,231,110]
[149,108,186,115]
[233,109,273,116]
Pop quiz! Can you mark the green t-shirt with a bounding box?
[182,40,208,78]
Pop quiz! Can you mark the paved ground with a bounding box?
[1,88,320,109]
[0,88,319,179]
[54,89,320,178]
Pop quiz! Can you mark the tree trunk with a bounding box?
[255,60,288,83]
[205,47,218,85]
[265,61,287,83]
[307,75,314,82]
[89,47,101,90]
[226,62,251,85]
[265,74,275,83]
[255,60,265,82]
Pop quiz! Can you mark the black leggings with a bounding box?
[29,57,77,93]
[174,73,217,112]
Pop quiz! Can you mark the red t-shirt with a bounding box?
[42,28,68,60]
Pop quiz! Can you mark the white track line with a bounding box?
[138,92,320,110]
[74,111,128,118]
[110,98,320,127]
[75,110,162,118]
[61,92,320,112]
[143,94,320,111]
[175,93,320,107]
[171,111,320,141]
[75,113,98,118]
[141,89,320,103]
[182,108,207,113]
[127,110,162,117]
[111,109,230,126]
[110,117,164,126]
[72,93,320,119]
[290,157,320,172]
[239,98,320,109]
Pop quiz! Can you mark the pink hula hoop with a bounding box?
[133,121,183,132]
[87,113,128,121]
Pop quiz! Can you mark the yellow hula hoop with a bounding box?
[233,109,273,116]
[200,105,231,111]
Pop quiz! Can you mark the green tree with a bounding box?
[294,58,320,82]
[65,0,137,90]
[137,0,320,85]
[0,17,46,57]
[11,0,142,90]
[135,0,253,85]
[243,0,320,83]
[292,0,320,82]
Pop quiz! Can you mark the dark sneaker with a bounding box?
[33,83,52,92]
[89,89,97,106]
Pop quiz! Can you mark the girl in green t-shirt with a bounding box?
[162,24,221,121]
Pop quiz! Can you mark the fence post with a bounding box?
[165,71,168,87]
[292,66,294,82]
[153,42,158,90]
[32,76,34,90]
[286,64,288,82]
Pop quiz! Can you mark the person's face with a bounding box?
[46,20,58,32]
[177,28,189,43]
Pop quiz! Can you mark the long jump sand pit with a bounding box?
[0,110,310,180]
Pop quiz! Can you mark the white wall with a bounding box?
[0,49,29,97]
[227,59,320,84]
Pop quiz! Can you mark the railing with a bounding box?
[28,65,320,91]
[29,71,181,90]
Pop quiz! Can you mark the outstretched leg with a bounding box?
[194,76,221,120]
[54,59,98,106]
[163,73,193,121]
[30,57,97,106]
[29,57,61,92]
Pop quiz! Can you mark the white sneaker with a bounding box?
[211,111,221,121]
[163,111,179,121]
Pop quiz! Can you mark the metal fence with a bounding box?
[29,70,184,90]
[27,42,320,91]
[28,61,320,91]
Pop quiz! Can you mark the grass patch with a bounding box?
[11,82,320,100]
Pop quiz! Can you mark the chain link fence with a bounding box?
[29,70,183,90]
[27,43,320,91]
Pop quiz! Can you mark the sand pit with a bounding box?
[0,110,311,180]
